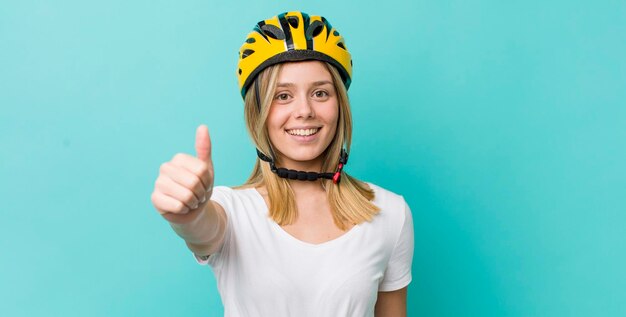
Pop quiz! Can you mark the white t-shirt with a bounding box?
[193,183,414,317]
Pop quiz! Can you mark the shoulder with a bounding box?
[365,182,408,214]
[210,185,264,213]
[212,185,256,199]
[363,182,412,231]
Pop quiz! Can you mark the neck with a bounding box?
[288,178,327,195]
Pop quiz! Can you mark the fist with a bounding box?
[151,125,214,221]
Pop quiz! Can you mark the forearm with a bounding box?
[168,201,226,254]
[375,287,408,317]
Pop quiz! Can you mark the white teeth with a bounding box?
[287,128,319,136]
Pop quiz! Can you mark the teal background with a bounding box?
[1,0,624,316]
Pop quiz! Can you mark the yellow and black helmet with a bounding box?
[237,11,353,98]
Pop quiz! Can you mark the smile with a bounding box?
[285,128,321,136]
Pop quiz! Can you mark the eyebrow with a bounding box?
[276,80,333,88]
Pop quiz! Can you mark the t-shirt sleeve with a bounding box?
[378,199,414,291]
[191,186,232,267]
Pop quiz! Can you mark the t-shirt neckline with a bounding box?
[246,187,363,249]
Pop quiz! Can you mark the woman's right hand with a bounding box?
[151,124,214,223]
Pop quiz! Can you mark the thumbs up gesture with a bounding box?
[151,125,214,221]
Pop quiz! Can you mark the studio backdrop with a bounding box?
[1,0,625,316]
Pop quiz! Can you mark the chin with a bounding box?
[287,149,325,162]
[274,145,326,165]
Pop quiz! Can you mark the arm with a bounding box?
[375,286,408,317]
[151,124,226,256]
[168,200,227,256]
[375,200,414,316]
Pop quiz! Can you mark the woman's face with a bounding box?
[266,61,339,170]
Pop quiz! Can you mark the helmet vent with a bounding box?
[287,16,299,28]
[260,24,285,40]
[306,21,324,39]
[337,42,346,50]
[245,37,256,44]
[242,49,255,59]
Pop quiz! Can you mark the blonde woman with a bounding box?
[151,11,414,317]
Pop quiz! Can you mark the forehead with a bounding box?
[277,61,333,84]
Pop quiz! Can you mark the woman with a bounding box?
[151,11,414,316]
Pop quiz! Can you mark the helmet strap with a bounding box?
[254,75,262,113]
[256,148,348,184]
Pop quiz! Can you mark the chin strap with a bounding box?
[256,148,348,184]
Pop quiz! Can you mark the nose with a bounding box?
[294,95,315,119]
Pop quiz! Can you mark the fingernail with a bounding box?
[200,196,206,203]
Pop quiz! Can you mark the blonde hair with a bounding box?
[237,62,379,230]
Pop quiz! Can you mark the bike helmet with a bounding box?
[237,11,352,98]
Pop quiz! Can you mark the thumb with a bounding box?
[195,124,212,163]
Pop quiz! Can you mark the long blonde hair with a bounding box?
[238,62,379,230]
